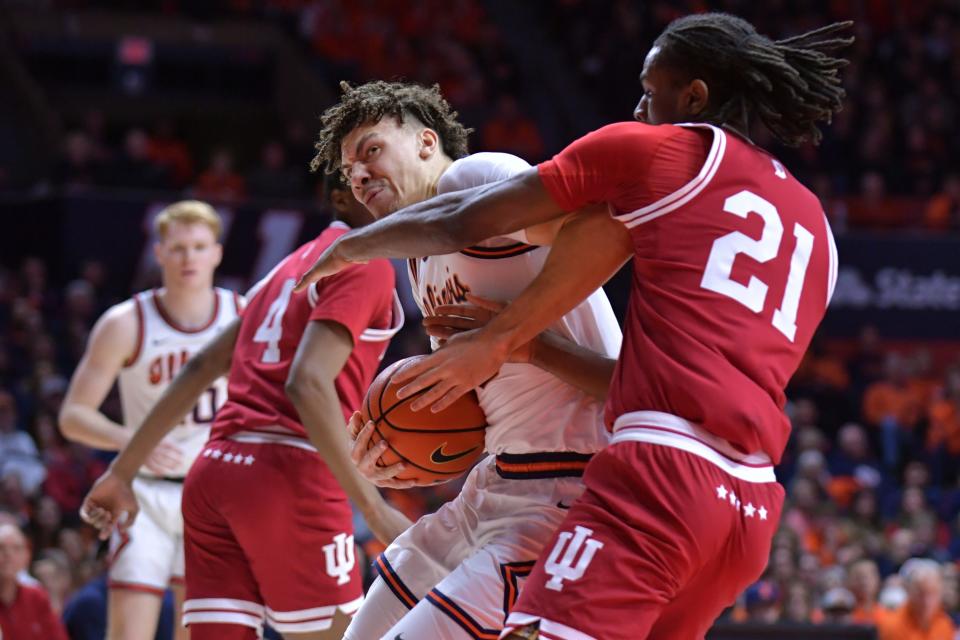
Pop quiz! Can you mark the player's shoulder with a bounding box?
[438,152,532,194]
[94,297,140,333]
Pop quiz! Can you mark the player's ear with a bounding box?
[418,128,440,160]
[212,242,223,268]
[684,79,710,117]
[153,240,164,266]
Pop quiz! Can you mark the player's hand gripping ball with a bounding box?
[361,356,487,485]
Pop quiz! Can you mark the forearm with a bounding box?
[481,212,632,356]
[111,356,226,481]
[288,381,386,516]
[339,170,565,263]
[529,333,615,401]
[59,406,130,450]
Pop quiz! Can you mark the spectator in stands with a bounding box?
[879,558,956,640]
[864,352,925,470]
[31,548,71,615]
[743,580,781,623]
[480,94,544,161]
[0,389,45,498]
[927,366,960,480]
[148,120,194,188]
[925,174,960,231]
[54,132,104,193]
[821,587,856,624]
[781,582,817,624]
[194,148,246,203]
[0,523,67,639]
[849,559,885,625]
[246,140,304,199]
[103,129,171,191]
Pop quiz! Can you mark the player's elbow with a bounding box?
[57,405,83,442]
[284,368,333,408]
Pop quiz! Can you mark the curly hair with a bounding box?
[311,81,472,175]
[654,13,854,146]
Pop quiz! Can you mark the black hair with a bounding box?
[654,13,854,146]
[312,80,472,175]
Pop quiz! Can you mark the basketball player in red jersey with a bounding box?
[296,13,852,639]
[81,176,409,640]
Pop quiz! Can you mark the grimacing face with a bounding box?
[154,221,222,290]
[339,117,440,218]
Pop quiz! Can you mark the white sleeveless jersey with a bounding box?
[118,287,240,477]
[408,153,622,454]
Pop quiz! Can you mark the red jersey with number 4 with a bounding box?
[211,221,402,441]
[538,122,838,463]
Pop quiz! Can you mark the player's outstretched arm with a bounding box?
[81,318,240,536]
[295,169,565,291]
[286,320,413,545]
[395,210,633,412]
[59,303,138,450]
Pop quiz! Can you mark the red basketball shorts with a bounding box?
[180,432,363,637]
[502,412,785,640]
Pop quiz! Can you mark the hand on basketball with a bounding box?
[393,328,510,413]
[80,470,139,540]
[144,438,185,476]
[294,238,366,293]
[423,295,533,364]
[347,412,417,489]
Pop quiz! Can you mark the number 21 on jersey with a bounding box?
[700,190,815,343]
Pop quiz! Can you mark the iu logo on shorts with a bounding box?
[544,525,604,591]
[322,532,356,585]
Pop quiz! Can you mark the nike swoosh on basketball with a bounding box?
[430,444,477,464]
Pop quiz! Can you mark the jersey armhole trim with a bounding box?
[613,124,726,229]
[232,289,242,314]
[360,291,405,342]
[122,296,145,368]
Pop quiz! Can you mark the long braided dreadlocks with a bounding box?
[312,81,472,175]
[654,13,854,146]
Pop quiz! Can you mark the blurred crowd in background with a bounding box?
[29,0,960,232]
[3,0,960,637]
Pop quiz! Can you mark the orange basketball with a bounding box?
[361,355,487,486]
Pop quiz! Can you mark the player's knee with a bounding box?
[502,623,540,640]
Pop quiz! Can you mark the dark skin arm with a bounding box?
[395,210,632,411]
[80,318,240,537]
[295,169,565,291]
[285,320,413,545]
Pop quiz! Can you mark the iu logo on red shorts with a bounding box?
[323,532,356,585]
[544,526,604,591]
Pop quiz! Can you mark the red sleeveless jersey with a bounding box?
[539,122,838,463]
[211,222,401,441]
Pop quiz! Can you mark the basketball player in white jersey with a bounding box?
[60,200,240,640]
[312,82,622,640]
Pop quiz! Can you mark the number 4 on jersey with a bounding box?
[253,278,296,363]
[700,190,814,342]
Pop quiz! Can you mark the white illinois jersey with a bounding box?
[118,287,240,477]
[408,153,623,455]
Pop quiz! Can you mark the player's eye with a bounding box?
[367,145,380,157]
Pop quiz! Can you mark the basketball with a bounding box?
[360,355,487,485]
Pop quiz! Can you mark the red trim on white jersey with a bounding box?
[613,124,726,229]
[152,289,221,334]
[122,296,145,368]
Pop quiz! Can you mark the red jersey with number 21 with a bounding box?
[211,221,401,441]
[538,122,838,463]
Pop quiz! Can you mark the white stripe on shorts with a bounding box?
[503,612,597,640]
[611,411,776,483]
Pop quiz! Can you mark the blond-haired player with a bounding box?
[60,200,241,640]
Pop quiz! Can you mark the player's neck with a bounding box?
[426,157,455,198]
[156,285,217,330]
